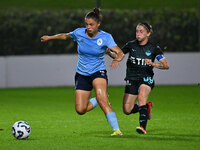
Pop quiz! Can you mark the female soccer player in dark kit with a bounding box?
[107,22,169,134]
[41,8,124,136]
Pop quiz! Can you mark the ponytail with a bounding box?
[85,8,103,22]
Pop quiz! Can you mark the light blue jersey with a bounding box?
[69,28,117,76]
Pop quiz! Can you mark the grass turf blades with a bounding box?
[0,85,199,150]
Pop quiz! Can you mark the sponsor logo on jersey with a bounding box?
[129,56,149,66]
[97,38,103,46]
[145,50,151,56]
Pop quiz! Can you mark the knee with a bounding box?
[76,109,86,115]
[75,107,87,115]
[123,107,131,115]
[123,111,130,115]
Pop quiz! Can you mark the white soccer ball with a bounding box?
[12,121,31,139]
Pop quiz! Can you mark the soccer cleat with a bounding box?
[111,129,123,136]
[147,102,153,120]
[136,126,147,134]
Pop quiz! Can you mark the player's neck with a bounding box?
[139,39,148,46]
[86,30,99,38]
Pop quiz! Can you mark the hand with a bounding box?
[40,35,49,42]
[145,59,153,66]
[106,48,110,54]
[110,60,120,69]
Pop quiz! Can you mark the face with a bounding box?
[85,18,100,34]
[136,25,151,43]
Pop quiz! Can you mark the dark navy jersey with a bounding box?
[122,39,164,80]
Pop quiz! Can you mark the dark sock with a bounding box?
[138,105,148,129]
[130,104,139,114]
[146,103,148,108]
[146,103,149,118]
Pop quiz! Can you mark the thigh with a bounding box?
[92,78,108,97]
[123,93,138,106]
[91,70,108,100]
[123,93,138,114]
[138,84,151,106]
[142,77,155,90]
[75,90,91,107]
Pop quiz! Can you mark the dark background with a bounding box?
[0,0,199,55]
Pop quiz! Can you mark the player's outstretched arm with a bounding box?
[40,33,70,42]
[145,58,169,70]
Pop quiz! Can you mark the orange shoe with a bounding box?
[147,102,153,120]
[136,126,147,134]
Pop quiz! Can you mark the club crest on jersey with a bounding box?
[97,38,103,46]
[132,48,136,52]
[145,50,151,56]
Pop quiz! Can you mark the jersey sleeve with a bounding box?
[155,45,165,61]
[121,42,130,54]
[106,34,117,49]
[69,28,78,42]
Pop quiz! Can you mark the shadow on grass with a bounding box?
[149,128,200,138]
[124,129,200,142]
[80,129,200,142]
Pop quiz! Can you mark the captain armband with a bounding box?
[156,54,165,61]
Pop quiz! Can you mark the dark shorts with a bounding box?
[125,77,155,95]
[74,70,108,91]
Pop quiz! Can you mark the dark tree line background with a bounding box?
[0,9,198,55]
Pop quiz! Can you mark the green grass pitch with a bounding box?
[0,85,199,150]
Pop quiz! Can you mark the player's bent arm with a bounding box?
[109,46,125,62]
[152,58,169,70]
[106,48,117,59]
[41,33,70,42]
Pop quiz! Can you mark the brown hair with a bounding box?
[137,22,153,33]
[85,8,103,23]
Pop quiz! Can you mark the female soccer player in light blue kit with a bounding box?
[41,8,124,136]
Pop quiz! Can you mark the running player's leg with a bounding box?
[88,97,99,110]
[93,78,111,113]
[137,84,151,133]
[75,90,92,115]
[123,80,140,115]
[123,94,138,115]
[92,78,122,136]
[74,73,98,114]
